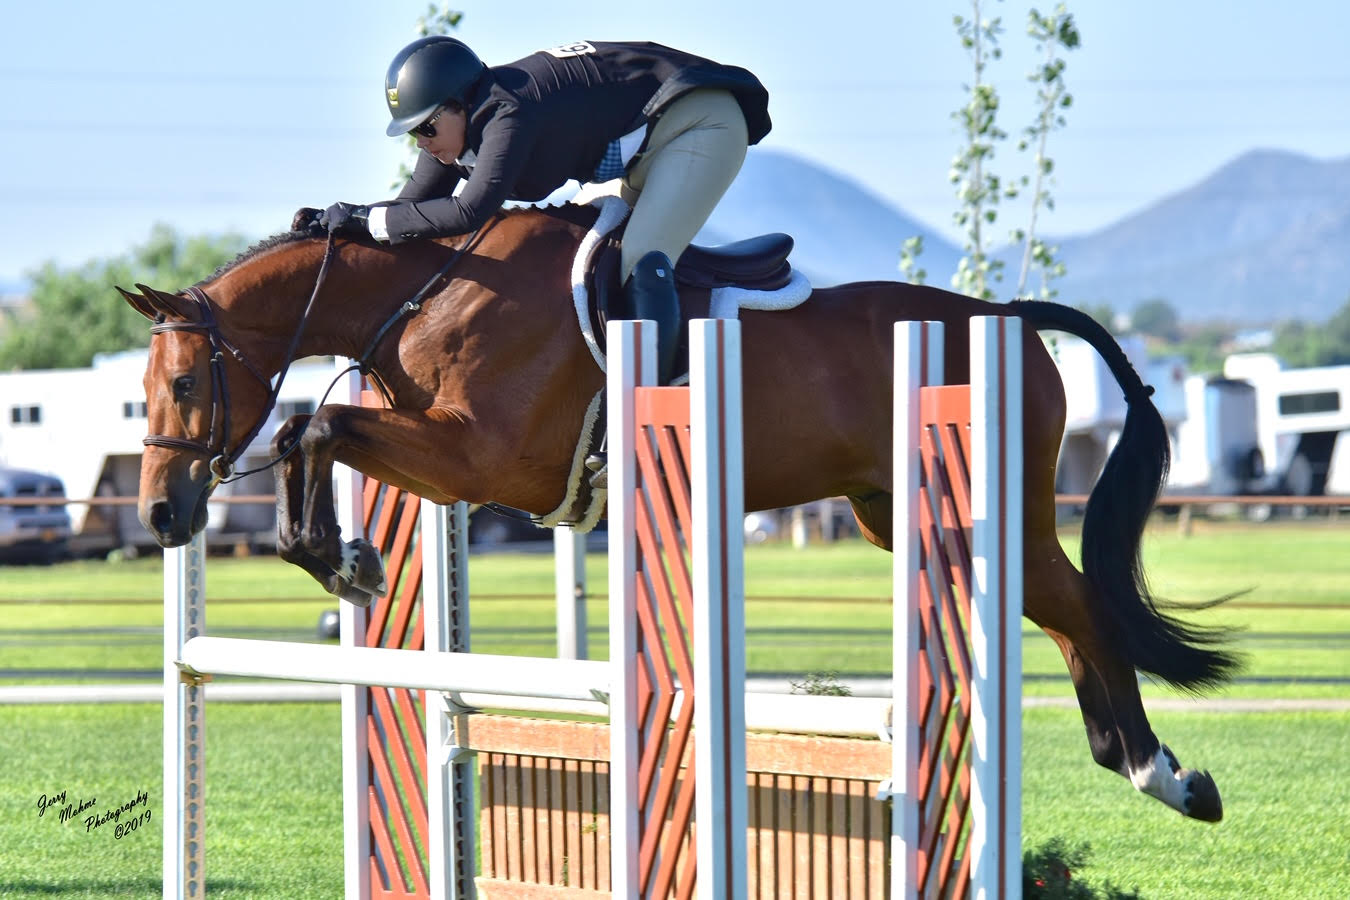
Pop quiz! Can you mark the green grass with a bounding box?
[2,703,1346,899]
[0,703,342,898]
[1021,707,1350,899]
[1,518,1348,896]
[5,520,1347,697]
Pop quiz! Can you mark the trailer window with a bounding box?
[277,400,316,419]
[1278,391,1340,415]
[122,401,147,419]
[9,405,41,425]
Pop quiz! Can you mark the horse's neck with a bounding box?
[214,241,398,371]
[215,215,591,375]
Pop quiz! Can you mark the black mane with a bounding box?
[198,202,603,287]
[199,229,322,286]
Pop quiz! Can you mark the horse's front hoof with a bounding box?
[337,582,378,608]
[340,539,388,597]
[1181,769,1223,822]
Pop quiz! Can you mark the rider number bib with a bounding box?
[543,41,597,58]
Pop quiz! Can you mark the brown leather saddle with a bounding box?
[585,229,795,359]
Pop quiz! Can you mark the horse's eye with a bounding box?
[173,375,196,398]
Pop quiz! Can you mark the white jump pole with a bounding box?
[178,637,608,699]
[554,525,588,659]
[891,319,941,897]
[336,363,371,900]
[606,319,651,899]
[689,319,748,900]
[164,531,206,900]
[421,498,474,899]
[969,315,1023,900]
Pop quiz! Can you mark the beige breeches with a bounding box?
[619,88,749,280]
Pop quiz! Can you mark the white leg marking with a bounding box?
[1130,744,1190,812]
[339,541,359,582]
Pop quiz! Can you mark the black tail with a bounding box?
[1011,300,1241,691]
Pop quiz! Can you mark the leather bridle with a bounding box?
[143,284,306,489]
[141,221,490,492]
[142,234,340,490]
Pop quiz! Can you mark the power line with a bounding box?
[0,121,371,139]
[6,66,1350,92]
[0,67,366,87]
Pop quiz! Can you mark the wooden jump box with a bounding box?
[467,715,892,899]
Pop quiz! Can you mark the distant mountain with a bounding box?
[1029,149,1350,323]
[698,148,962,287]
[705,147,1350,325]
[12,147,1336,325]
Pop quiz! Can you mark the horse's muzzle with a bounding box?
[141,492,210,548]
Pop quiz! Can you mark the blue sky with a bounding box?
[3,0,1347,289]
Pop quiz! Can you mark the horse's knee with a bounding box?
[298,404,348,454]
[271,414,311,455]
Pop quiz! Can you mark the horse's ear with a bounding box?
[117,285,161,321]
[133,283,194,321]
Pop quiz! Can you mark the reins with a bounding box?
[354,220,491,406]
[144,222,489,489]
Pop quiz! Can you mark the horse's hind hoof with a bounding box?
[1181,769,1223,822]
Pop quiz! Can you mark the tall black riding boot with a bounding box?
[625,250,681,386]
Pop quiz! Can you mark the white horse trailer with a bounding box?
[1169,376,1265,496]
[0,350,339,554]
[1222,353,1350,497]
[1050,334,1188,497]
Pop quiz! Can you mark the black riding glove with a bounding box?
[319,202,371,236]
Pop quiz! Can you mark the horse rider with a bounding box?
[320,36,772,389]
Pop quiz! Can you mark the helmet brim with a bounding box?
[386,106,438,138]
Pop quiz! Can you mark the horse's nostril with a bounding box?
[149,501,175,536]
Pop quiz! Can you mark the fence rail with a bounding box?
[1,495,274,507]
[8,493,1350,509]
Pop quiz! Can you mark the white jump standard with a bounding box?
[163,316,1024,899]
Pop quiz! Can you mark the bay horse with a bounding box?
[120,202,1236,822]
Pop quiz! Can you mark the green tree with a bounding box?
[0,225,246,370]
[903,3,1080,300]
[949,0,1008,300]
[1012,4,1079,300]
[1075,302,1115,330]
[1273,295,1350,367]
[1174,323,1234,375]
[898,235,927,285]
[1129,297,1181,342]
[1322,300,1350,364]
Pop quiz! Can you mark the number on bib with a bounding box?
[543,41,597,58]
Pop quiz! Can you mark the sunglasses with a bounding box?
[411,108,446,139]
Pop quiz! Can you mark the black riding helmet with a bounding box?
[384,36,487,137]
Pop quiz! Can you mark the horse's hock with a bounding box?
[164,319,1022,899]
